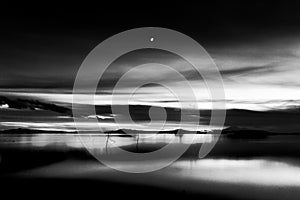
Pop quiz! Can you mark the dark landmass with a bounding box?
[220,126,270,139]
[0,95,71,114]
[0,128,76,134]
[105,127,300,140]
[1,127,300,140]
[221,126,300,139]
[94,104,300,133]
[105,128,208,135]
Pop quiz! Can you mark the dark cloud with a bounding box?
[220,62,280,77]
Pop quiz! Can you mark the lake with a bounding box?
[1,133,300,200]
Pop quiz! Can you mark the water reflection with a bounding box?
[2,133,300,200]
[0,133,216,149]
[174,158,300,186]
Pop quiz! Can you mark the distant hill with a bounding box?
[0,96,71,114]
[106,127,300,139]
[105,128,208,135]
[220,126,271,139]
[0,128,76,134]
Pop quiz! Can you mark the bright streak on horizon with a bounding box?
[2,84,300,111]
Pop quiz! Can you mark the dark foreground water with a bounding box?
[1,134,300,200]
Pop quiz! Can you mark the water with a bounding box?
[1,133,300,199]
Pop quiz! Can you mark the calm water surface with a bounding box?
[1,134,300,200]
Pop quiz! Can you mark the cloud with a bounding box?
[219,62,280,77]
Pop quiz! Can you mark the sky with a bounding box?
[1,31,300,111]
[1,2,300,132]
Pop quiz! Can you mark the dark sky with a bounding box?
[1,2,300,110]
[1,2,300,132]
[1,2,300,89]
[2,2,300,37]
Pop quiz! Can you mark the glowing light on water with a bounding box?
[0,104,9,109]
[174,159,300,186]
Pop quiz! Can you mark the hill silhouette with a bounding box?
[0,96,71,114]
